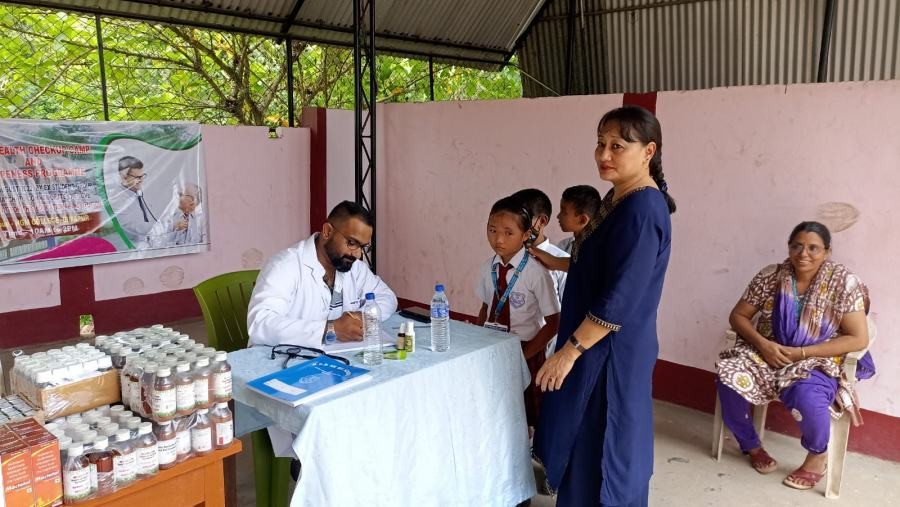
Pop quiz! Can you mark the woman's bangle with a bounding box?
[800,347,806,360]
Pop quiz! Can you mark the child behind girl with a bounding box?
[530,185,602,272]
[475,195,561,429]
[556,185,601,255]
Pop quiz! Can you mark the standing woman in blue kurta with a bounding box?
[533,106,675,506]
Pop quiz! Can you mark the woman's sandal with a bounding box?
[748,448,778,474]
[783,466,826,490]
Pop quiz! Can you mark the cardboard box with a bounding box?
[17,370,119,420]
[21,432,61,507]
[0,436,34,507]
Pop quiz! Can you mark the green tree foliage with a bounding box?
[0,4,522,125]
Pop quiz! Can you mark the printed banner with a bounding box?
[0,120,208,273]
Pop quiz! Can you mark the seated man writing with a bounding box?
[248,200,397,348]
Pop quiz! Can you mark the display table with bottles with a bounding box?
[229,313,536,507]
[77,439,241,506]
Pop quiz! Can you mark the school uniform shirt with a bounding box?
[557,236,575,255]
[247,233,398,347]
[536,238,569,303]
[475,247,561,342]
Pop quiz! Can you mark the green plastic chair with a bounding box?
[194,270,292,507]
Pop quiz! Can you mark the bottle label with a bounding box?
[158,438,177,465]
[191,427,213,453]
[114,452,137,483]
[176,429,192,456]
[215,421,233,446]
[121,376,132,405]
[213,371,232,398]
[97,470,115,492]
[130,381,142,412]
[137,444,159,474]
[194,377,209,405]
[176,383,196,411]
[431,304,449,319]
[63,466,91,500]
[152,388,177,418]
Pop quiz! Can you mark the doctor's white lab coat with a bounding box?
[247,234,397,347]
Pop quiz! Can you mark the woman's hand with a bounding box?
[758,340,793,368]
[536,346,580,392]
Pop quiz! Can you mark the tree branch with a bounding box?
[12,48,94,115]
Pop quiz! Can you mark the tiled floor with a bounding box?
[6,318,899,506]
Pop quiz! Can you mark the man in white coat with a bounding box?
[248,200,397,348]
[247,201,397,468]
[109,156,158,247]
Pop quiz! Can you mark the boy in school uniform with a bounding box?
[475,196,560,430]
[510,188,569,302]
[530,185,602,273]
[556,185,602,255]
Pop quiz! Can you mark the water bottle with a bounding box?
[361,293,383,365]
[430,284,450,352]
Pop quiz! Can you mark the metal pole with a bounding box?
[94,14,110,121]
[286,37,295,127]
[429,56,435,101]
[817,0,837,83]
[367,0,377,270]
[353,0,363,206]
[564,0,577,95]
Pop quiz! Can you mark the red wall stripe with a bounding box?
[303,107,328,232]
[623,92,658,114]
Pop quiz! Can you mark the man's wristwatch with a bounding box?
[568,334,587,353]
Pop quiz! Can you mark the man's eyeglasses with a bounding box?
[125,171,147,181]
[270,344,351,369]
[329,223,371,254]
[788,242,826,256]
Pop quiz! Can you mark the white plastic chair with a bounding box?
[711,318,876,499]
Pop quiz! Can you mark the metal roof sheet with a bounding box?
[8,0,547,68]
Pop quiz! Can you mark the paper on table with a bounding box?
[322,328,396,354]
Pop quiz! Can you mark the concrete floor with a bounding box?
[6,318,899,506]
[231,399,900,507]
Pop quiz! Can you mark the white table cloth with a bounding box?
[230,314,536,507]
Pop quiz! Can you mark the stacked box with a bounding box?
[0,419,62,507]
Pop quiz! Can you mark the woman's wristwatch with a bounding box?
[568,334,587,353]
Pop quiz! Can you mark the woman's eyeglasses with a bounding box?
[788,242,826,256]
[269,344,351,369]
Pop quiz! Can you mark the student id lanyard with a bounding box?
[490,253,529,323]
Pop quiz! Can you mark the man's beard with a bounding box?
[325,238,356,272]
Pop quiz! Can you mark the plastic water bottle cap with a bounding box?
[365,292,375,300]
[435,284,445,292]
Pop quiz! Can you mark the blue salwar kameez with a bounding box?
[534,188,671,506]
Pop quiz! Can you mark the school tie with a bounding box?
[490,263,513,328]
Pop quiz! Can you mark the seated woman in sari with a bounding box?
[717,221,874,490]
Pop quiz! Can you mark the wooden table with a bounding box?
[79,439,242,507]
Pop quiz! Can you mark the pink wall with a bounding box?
[325,110,355,211]
[378,95,622,305]
[0,269,59,312]
[0,126,310,309]
[375,82,900,417]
